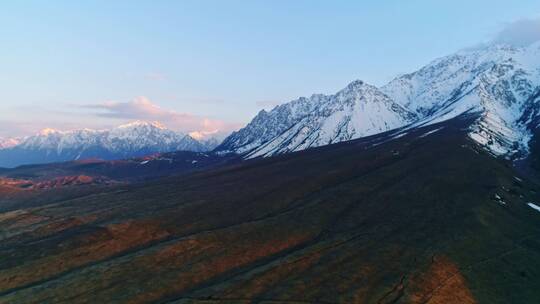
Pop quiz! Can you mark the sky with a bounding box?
[1,0,539,139]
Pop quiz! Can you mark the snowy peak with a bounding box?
[340,79,367,92]
[382,42,540,117]
[217,80,416,157]
[382,42,540,156]
[0,121,220,167]
[219,42,540,159]
[116,120,167,130]
[38,128,62,136]
[107,121,186,152]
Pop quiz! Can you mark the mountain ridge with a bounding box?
[216,42,540,159]
[0,121,221,168]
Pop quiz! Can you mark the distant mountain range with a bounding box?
[217,42,540,159]
[0,121,220,168]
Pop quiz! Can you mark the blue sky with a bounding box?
[1,0,539,138]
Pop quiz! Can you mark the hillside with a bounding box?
[1,114,539,304]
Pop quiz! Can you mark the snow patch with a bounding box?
[390,132,408,140]
[527,203,540,212]
[418,127,444,138]
[494,194,507,205]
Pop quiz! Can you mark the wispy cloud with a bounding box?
[494,17,540,46]
[83,96,243,138]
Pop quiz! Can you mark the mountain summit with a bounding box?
[383,42,540,156]
[217,42,540,159]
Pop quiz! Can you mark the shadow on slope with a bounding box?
[0,114,539,304]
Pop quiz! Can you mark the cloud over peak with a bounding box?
[84,97,242,139]
[494,17,540,46]
[85,97,167,119]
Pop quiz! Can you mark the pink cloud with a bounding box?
[84,97,243,138]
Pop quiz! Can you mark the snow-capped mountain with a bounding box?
[0,121,213,168]
[382,42,540,156]
[217,42,540,159]
[218,81,416,157]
